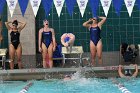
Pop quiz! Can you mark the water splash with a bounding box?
[71,67,86,80]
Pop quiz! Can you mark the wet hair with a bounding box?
[12,20,18,26]
[43,19,47,22]
[65,75,71,78]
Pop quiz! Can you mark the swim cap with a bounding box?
[125,69,132,76]
[64,37,70,43]
[43,19,48,23]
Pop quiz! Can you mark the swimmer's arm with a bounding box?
[71,34,75,40]
[98,17,106,29]
[132,64,138,77]
[5,21,12,30]
[51,28,56,47]
[18,21,26,32]
[61,34,66,46]
[83,19,92,28]
[118,65,126,78]
[38,29,43,49]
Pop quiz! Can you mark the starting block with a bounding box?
[62,46,84,67]
[0,49,8,69]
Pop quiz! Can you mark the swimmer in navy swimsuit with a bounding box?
[83,17,106,66]
[42,31,52,48]
[90,26,101,46]
[5,20,26,69]
[38,19,56,68]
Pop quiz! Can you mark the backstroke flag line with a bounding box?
[100,0,112,17]
[89,0,99,17]
[136,0,140,10]
[77,0,88,17]
[0,0,139,17]
[30,0,41,17]
[65,0,76,16]
[42,0,53,16]
[124,0,136,17]
[6,0,18,17]
[112,0,123,16]
[54,0,65,17]
[18,0,29,16]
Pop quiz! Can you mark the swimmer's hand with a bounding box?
[53,46,56,52]
[89,18,93,21]
[39,47,42,52]
[0,35,3,42]
[64,43,69,47]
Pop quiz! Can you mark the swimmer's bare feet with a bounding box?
[98,60,102,65]
[91,62,96,67]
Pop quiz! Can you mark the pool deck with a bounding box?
[0,66,140,80]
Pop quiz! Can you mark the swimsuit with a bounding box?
[10,31,20,49]
[42,31,52,48]
[90,26,101,46]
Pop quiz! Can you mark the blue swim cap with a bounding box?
[64,37,70,43]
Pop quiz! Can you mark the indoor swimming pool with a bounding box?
[0,77,140,93]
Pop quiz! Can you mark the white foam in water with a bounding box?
[67,67,92,86]
[71,71,82,80]
[71,67,86,80]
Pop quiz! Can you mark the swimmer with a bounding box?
[38,19,56,68]
[83,17,106,66]
[118,64,138,79]
[5,19,26,69]
[61,33,75,52]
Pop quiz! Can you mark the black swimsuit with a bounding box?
[10,31,20,49]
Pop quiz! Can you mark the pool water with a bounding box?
[0,78,140,93]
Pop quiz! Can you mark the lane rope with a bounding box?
[111,78,132,93]
[19,82,33,93]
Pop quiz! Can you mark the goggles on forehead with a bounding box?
[43,19,48,22]
[12,24,17,26]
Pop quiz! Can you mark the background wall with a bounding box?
[36,2,140,52]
